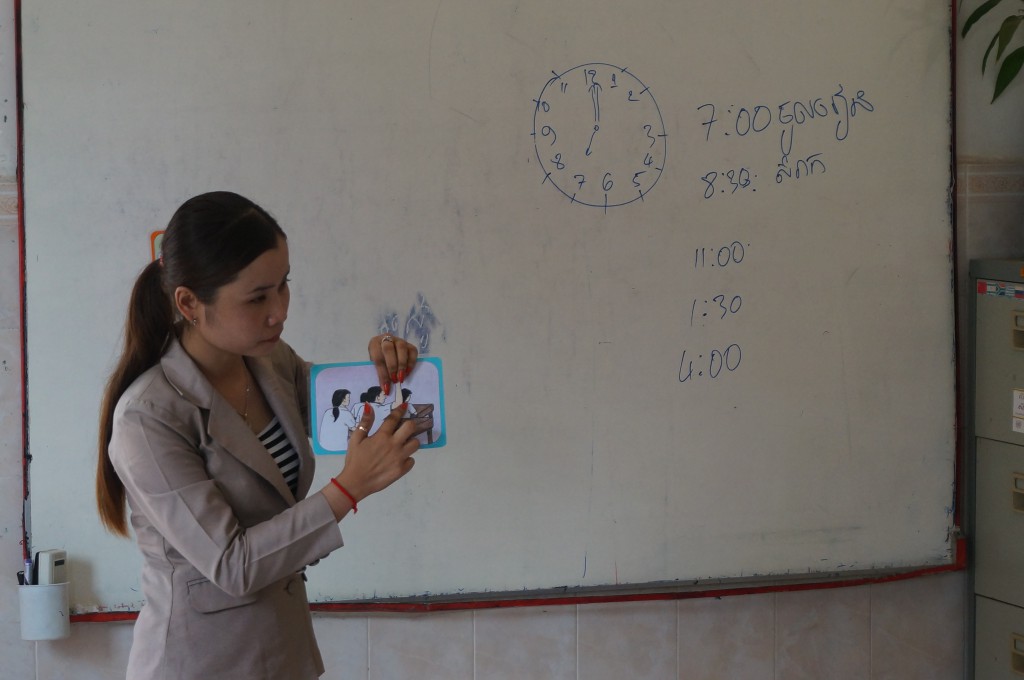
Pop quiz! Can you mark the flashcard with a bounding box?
[310,357,445,455]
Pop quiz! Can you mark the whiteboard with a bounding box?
[22,0,955,612]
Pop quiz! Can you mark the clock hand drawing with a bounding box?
[585,73,602,157]
[532,63,667,209]
[586,125,599,156]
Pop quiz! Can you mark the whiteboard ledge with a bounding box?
[71,540,964,622]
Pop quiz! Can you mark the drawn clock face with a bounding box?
[533,63,667,209]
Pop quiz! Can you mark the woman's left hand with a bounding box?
[368,334,418,395]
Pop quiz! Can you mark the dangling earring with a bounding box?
[191,318,198,327]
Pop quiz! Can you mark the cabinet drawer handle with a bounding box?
[1013,312,1024,350]
[1012,634,1024,674]
[1013,474,1024,513]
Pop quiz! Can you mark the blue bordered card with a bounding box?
[309,357,446,455]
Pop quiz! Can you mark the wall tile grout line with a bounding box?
[772,591,778,680]
[868,584,874,679]
[575,604,580,680]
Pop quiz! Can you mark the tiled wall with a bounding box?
[956,163,1024,303]
[13,578,965,680]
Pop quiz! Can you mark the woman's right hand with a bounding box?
[325,403,419,519]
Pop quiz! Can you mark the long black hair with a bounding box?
[97,192,286,536]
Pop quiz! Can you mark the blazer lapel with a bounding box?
[210,394,297,502]
[161,338,297,504]
[247,354,316,501]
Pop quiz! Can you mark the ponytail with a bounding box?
[330,389,349,422]
[96,260,175,536]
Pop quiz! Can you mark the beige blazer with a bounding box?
[110,337,343,680]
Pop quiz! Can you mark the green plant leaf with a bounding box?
[983,33,1000,72]
[963,0,1007,37]
[996,15,1024,59]
[993,45,1024,100]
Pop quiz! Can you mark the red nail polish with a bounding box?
[397,370,405,383]
[382,382,391,396]
[363,403,372,416]
[391,373,398,384]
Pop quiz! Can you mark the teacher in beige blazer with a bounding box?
[96,192,422,680]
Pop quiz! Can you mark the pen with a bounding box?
[24,558,32,585]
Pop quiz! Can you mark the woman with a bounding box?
[365,385,392,435]
[96,191,421,679]
[319,388,355,451]
[400,387,417,416]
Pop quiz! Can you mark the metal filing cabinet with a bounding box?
[971,260,1024,678]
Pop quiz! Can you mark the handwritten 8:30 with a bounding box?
[700,168,755,198]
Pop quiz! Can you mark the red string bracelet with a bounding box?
[330,478,358,513]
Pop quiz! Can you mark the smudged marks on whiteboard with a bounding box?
[378,292,444,354]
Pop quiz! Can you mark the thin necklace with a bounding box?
[240,373,252,424]
[235,366,251,426]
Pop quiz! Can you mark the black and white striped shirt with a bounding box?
[258,416,299,498]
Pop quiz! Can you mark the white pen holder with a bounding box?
[19,583,71,640]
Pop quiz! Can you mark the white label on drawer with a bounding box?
[1015,416,1024,434]
[1015,389,1024,417]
